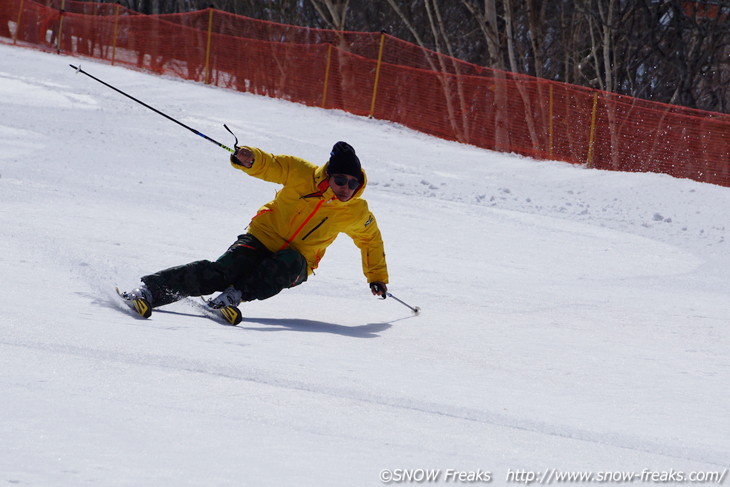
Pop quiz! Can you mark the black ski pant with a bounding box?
[141,234,308,308]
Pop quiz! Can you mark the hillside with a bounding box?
[1,44,728,486]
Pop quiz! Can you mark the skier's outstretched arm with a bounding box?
[229,146,315,186]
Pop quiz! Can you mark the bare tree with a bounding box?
[308,0,350,30]
[461,0,505,69]
[460,0,513,149]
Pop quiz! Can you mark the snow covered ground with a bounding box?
[1,43,729,486]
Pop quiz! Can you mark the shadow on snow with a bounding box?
[242,317,392,338]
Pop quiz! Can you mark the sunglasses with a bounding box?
[332,175,360,190]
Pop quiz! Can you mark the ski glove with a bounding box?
[370,281,387,298]
[231,147,254,168]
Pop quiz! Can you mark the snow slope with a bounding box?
[1,44,729,486]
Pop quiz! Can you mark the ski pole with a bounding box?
[69,64,235,153]
[386,292,421,315]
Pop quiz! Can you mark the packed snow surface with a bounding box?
[1,44,728,486]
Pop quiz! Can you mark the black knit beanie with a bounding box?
[327,141,362,180]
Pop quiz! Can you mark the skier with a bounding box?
[119,141,389,324]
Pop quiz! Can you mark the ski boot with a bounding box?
[117,285,153,319]
[205,286,243,325]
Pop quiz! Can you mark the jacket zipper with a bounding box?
[301,217,328,241]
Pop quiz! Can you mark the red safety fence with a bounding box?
[3,0,729,186]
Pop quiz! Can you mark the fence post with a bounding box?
[111,2,121,65]
[204,7,214,84]
[56,0,65,54]
[586,92,599,168]
[369,31,386,119]
[321,43,333,108]
[13,0,25,45]
[548,83,554,159]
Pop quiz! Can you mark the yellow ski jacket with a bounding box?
[233,146,388,284]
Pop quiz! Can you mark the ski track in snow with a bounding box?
[2,332,726,468]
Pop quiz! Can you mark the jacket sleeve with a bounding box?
[346,206,389,284]
[231,146,315,186]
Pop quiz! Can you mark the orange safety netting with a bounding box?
[3,0,729,186]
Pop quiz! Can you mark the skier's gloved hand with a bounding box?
[370,281,387,298]
[231,147,254,168]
